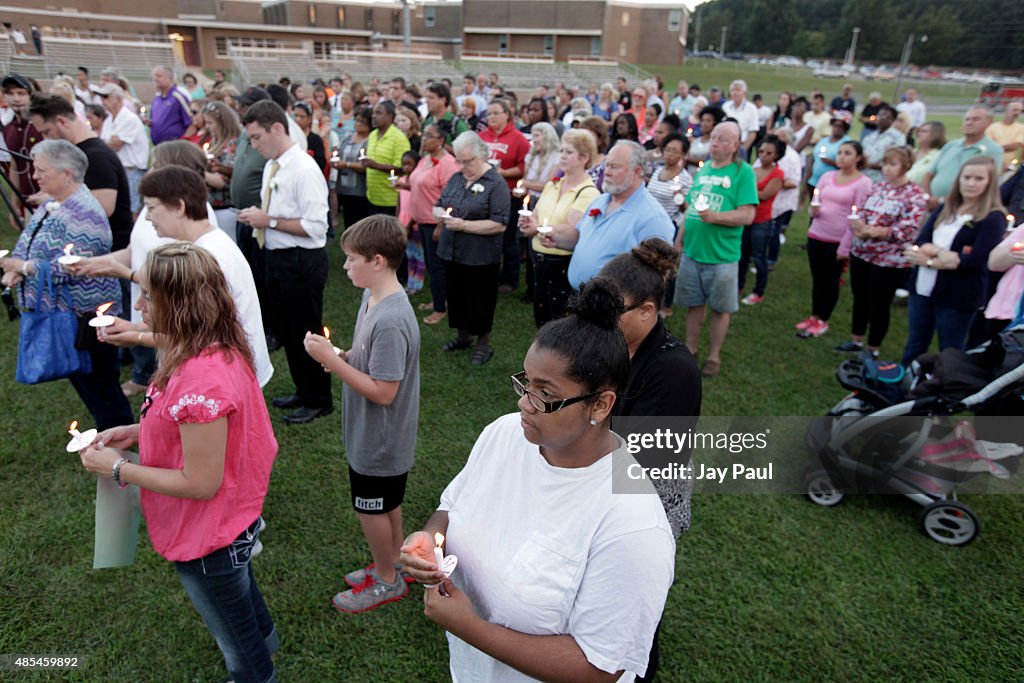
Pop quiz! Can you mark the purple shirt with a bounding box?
[150,85,192,145]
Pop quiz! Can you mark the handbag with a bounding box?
[16,265,92,384]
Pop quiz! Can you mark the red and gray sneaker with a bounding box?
[332,573,410,613]
[795,316,815,331]
[344,562,415,588]
[798,319,829,338]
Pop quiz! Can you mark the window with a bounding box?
[498,34,509,53]
[425,6,436,28]
[619,41,628,57]
[308,3,316,25]
[392,10,400,35]
[216,36,228,57]
[621,11,629,27]
[590,36,602,56]
[543,35,553,56]
[337,7,345,27]
[365,8,373,30]
[668,10,682,31]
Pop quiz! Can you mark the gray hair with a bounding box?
[452,131,490,161]
[569,97,591,113]
[729,79,748,93]
[610,139,647,172]
[152,65,174,79]
[101,68,119,80]
[31,139,89,183]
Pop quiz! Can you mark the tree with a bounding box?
[905,6,963,67]
[830,0,900,62]
[745,0,803,55]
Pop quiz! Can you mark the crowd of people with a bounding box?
[1,62,1023,682]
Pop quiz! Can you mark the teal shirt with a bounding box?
[929,136,1005,200]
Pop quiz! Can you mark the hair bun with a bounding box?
[633,238,679,279]
[568,277,624,330]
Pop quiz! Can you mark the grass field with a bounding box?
[1,195,1021,683]
[645,59,983,109]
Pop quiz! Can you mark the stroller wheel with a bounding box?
[917,501,980,546]
[804,469,845,507]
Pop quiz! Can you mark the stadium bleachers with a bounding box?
[22,35,176,83]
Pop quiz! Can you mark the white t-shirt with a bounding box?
[100,107,150,170]
[756,104,773,128]
[439,413,675,683]
[915,214,968,298]
[129,209,273,387]
[897,100,927,129]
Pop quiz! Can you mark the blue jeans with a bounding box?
[174,517,277,683]
[420,223,446,313]
[901,293,976,366]
[738,221,773,296]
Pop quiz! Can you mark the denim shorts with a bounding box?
[676,254,739,313]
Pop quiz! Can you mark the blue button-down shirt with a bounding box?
[567,185,674,289]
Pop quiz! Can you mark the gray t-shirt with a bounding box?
[343,289,421,476]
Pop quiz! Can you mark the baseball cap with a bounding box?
[93,83,125,98]
[2,73,32,92]
[830,109,853,128]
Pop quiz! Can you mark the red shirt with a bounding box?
[139,348,277,562]
[479,122,529,190]
[753,166,785,224]
[3,117,41,197]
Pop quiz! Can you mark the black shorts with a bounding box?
[348,466,408,514]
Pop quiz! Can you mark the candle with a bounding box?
[1012,241,1024,252]
[698,160,704,169]
[88,301,116,328]
[674,109,680,116]
[537,217,553,234]
[513,179,526,198]
[65,419,98,453]
[810,187,821,207]
[203,142,213,160]
[57,242,81,265]
[323,326,342,356]
[694,193,710,212]
[1007,214,1016,234]
[517,194,532,218]
[848,205,859,220]
[140,105,147,118]
[819,145,827,159]
[434,532,445,572]
[445,206,453,219]
[357,148,366,160]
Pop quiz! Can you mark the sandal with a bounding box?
[701,359,721,378]
[424,311,446,325]
[442,337,472,352]
[471,346,494,366]
[417,302,434,311]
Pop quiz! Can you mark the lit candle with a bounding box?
[357,148,366,160]
[1007,214,1016,235]
[203,142,213,160]
[58,242,81,265]
[140,105,147,118]
[434,532,445,573]
[1012,241,1024,252]
[445,206,454,219]
[537,216,553,234]
[65,419,98,453]
[674,109,680,116]
[848,205,859,220]
[819,145,827,159]
[517,194,532,218]
[323,326,342,356]
[513,179,525,198]
[694,193,710,212]
[698,160,704,169]
[88,301,116,328]
[811,187,821,207]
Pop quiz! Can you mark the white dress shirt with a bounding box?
[100,107,149,170]
[260,143,329,250]
[722,99,761,143]
[287,115,308,151]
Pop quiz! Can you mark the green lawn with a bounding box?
[0,203,1021,682]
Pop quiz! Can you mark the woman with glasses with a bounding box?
[435,131,510,365]
[400,277,673,682]
[201,101,242,243]
[181,100,209,147]
[332,107,372,229]
[78,242,279,683]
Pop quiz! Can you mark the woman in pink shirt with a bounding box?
[797,140,872,338]
[407,123,459,324]
[79,243,279,683]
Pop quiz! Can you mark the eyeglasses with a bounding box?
[511,371,600,414]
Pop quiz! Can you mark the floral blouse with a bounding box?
[849,180,927,268]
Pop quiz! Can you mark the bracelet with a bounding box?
[111,457,128,489]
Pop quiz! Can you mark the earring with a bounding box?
[590,418,597,426]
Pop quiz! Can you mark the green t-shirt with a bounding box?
[366,125,411,208]
[683,161,758,264]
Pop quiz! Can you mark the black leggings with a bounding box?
[807,237,844,321]
[849,256,907,347]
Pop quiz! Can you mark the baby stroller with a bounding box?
[803,328,1024,546]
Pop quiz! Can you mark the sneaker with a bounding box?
[344,562,415,588]
[798,319,829,338]
[250,517,268,558]
[741,293,764,306]
[332,574,410,613]
[835,340,864,352]
[795,317,815,331]
[779,234,787,246]
[895,288,910,299]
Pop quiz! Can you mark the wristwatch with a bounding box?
[269,218,278,230]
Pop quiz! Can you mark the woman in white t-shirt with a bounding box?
[401,280,674,683]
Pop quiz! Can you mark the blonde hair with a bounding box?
[882,146,914,175]
[145,243,254,390]
[49,81,77,106]
[204,100,241,156]
[936,156,1006,226]
[525,122,560,168]
[562,128,598,170]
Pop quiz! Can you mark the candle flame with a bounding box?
[522,195,530,209]
[515,180,523,189]
[445,207,453,215]
[203,142,210,152]
[323,326,330,340]
[851,205,857,213]
[1009,214,1016,222]
[69,420,78,432]
[63,242,74,256]
[96,302,113,315]
[434,532,445,547]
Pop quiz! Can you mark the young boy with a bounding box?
[304,215,421,613]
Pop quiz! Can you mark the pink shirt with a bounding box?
[139,348,277,562]
[985,225,1024,320]
[809,171,872,255]
[408,154,458,225]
